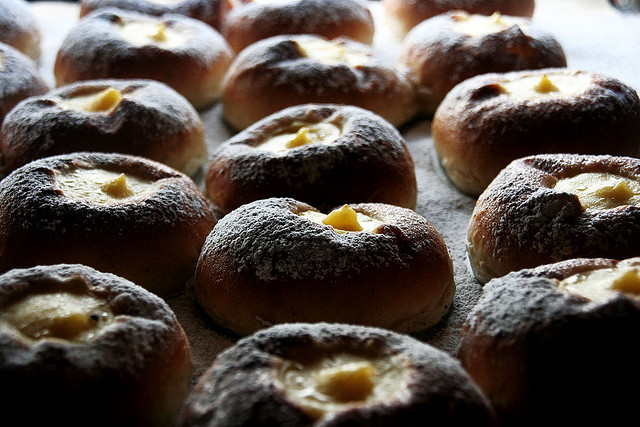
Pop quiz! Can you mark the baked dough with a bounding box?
[0,0,42,60]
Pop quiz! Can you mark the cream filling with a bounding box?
[499,72,591,100]
[55,168,158,204]
[278,353,409,419]
[558,266,640,302]
[296,39,370,67]
[300,205,384,233]
[116,19,190,49]
[56,87,124,113]
[554,172,640,210]
[258,122,341,153]
[0,291,114,342]
[450,11,525,36]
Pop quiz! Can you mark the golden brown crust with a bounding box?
[54,9,234,109]
[0,152,216,297]
[79,0,233,31]
[0,79,207,178]
[221,34,418,130]
[466,154,640,284]
[399,11,566,115]
[205,104,417,215]
[457,257,640,426]
[433,69,640,196]
[383,0,535,37]
[195,198,455,336]
[177,323,497,426]
[222,0,375,53]
[0,263,192,427]
[0,0,41,60]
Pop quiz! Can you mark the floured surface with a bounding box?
[29,0,640,385]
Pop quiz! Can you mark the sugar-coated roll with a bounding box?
[383,0,535,38]
[195,198,455,336]
[467,154,640,284]
[221,34,418,130]
[433,69,640,196]
[54,9,234,110]
[0,263,192,427]
[0,42,49,125]
[458,257,640,426]
[399,11,567,116]
[205,104,417,215]
[0,152,216,297]
[177,323,497,426]
[0,79,207,178]
[221,0,375,53]
[0,0,42,60]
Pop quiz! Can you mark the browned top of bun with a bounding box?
[0,0,41,59]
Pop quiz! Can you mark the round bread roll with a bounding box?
[0,263,192,427]
[79,0,232,31]
[54,9,234,110]
[0,42,49,125]
[177,323,497,426]
[458,257,640,426]
[221,0,375,53]
[0,0,41,60]
[0,79,207,178]
[399,11,567,116]
[205,104,417,215]
[195,198,455,336]
[221,34,418,130]
[433,69,640,196]
[0,152,216,297]
[383,0,535,38]
[467,154,640,284]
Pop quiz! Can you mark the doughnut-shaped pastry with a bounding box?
[0,0,42,60]
[54,9,234,110]
[433,69,640,196]
[177,323,497,426]
[0,79,207,178]
[382,0,535,38]
[195,198,455,336]
[221,0,375,53]
[0,152,216,297]
[79,0,232,31]
[458,257,640,426]
[399,11,567,116]
[221,34,418,130]
[467,154,640,284]
[0,43,49,125]
[0,264,192,427]
[205,104,417,215]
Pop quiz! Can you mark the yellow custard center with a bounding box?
[57,87,124,113]
[450,11,523,36]
[0,291,114,342]
[55,168,157,204]
[297,39,370,67]
[116,19,189,49]
[498,73,591,99]
[300,205,384,233]
[558,266,640,302]
[554,172,640,210]
[259,122,341,153]
[278,352,408,419]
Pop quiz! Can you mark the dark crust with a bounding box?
[457,257,640,426]
[0,263,192,426]
[0,79,206,178]
[433,69,640,196]
[466,154,640,284]
[221,34,418,130]
[205,104,417,214]
[177,323,497,427]
[221,0,375,53]
[0,43,49,124]
[0,152,216,297]
[195,198,454,335]
[0,0,42,59]
[54,9,234,109]
[383,0,535,36]
[399,12,567,114]
[79,0,232,30]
